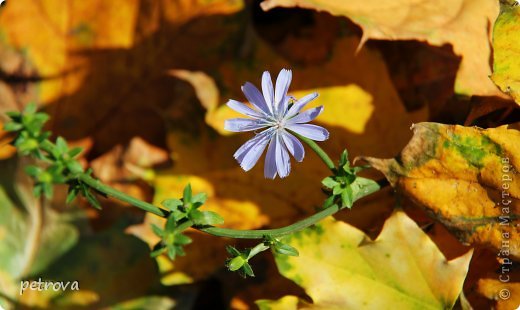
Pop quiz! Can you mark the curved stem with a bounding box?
[78,174,169,217]
[81,172,379,239]
[40,138,381,240]
[290,131,335,172]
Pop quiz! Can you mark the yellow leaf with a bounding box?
[160,0,244,24]
[359,123,520,259]
[492,3,520,105]
[260,0,504,98]
[258,211,473,309]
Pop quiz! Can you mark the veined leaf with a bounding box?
[257,211,473,309]
[359,123,520,259]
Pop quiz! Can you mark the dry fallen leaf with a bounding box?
[260,0,504,98]
[256,211,473,309]
[359,123,520,259]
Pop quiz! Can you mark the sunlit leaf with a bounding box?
[492,3,520,105]
[258,211,473,309]
[359,123,520,259]
[260,0,504,98]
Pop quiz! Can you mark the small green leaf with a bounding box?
[84,189,102,210]
[6,111,21,118]
[42,182,53,198]
[189,209,205,225]
[191,192,207,205]
[150,246,167,258]
[339,149,349,167]
[66,186,79,204]
[65,160,84,174]
[167,245,177,260]
[68,147,83,158]
[198,211,224,226]
[3,122,23,132]
[162,198,183,211]
[226,245,241,257]
[242,262,255,277]
[351,177,380,201]
[151,224,164,238]
[274,243,299,257]
[247,243,270,259]
[56,137,68,154]
[341,186,353,208]
[183,183,192,202]
[321,177,338,189]
[164,215,177,235]
[175,233,192,245]
[24,103,37,114]
[228,256,246,271]
[18,138,39,154]
[175,245,186,257]
[323,195,335,209]
[25,165,41,177]
[332,185,343,196]
[33,184,43,198]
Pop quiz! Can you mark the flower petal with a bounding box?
[234,129,273,171]
[285,92,318,118]
[227,100,263,118]
[281,131,305,162]
[286,106,324,124]
[242,82,270,115]
[275,133,291,178]
[286,124,329,141]
[264,135,278,179]
[261,71,275,114]
[274,69,292,115]
[225,118,268,132]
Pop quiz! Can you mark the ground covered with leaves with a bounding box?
[0,0,518,309]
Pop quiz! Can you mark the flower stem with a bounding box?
[290,131,335,171]
[39,140,170,217]
[78,174,170,217]
[39,138,381,240]
[80,172,379,239]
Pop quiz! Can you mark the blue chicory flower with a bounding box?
[225,69,329,179]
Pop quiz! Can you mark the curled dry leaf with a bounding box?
[260,0,504,98]
[256,211,473,309]
[358,123,520,259]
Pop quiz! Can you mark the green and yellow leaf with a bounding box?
[492,3,520,105]
[257,211,473,309]
[360,123,520,258]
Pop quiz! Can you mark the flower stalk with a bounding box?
[5,69,384,277]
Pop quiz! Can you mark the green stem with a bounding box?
[79,174,170,217]
[39,137,380,240]
[41,140,169,217]
[290,131,335,171]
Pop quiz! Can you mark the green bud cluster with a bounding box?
[322,150,380,209]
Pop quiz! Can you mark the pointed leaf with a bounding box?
[359,123,520,259]
[263,211,473,309]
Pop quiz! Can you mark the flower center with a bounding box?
[274,119,286,130]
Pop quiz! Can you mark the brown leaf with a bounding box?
[261,0,505,98]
